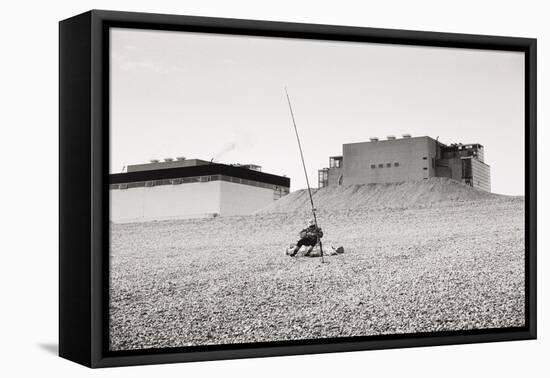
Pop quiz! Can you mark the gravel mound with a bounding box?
[258,177,502,213]
[110,196,525,350]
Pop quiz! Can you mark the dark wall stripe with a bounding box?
[109,163,290,187]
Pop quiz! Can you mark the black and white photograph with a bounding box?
[3,0,547,375]
[107,26,527,351]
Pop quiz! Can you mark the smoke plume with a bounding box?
[213,142,237,161]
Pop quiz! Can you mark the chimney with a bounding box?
[164,157,174,162]
[176,156,186,161]
[387,135,396,140]
[149,159,160,163]
[402,134,412,138]
[369,137,379,142]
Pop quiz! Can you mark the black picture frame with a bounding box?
[59,9,537,368]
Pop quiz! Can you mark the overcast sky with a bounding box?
[110,28,525,195]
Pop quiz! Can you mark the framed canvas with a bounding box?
[59,10,537,368]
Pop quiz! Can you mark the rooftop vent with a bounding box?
[149,159,160,163]
[387,135,396,140]
[164,157,174,162]
[369,137,379,142]
[402,134,412,138]
[175,156,186,161]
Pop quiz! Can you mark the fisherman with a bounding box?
[289,219,324,257]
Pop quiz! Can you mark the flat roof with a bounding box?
[343,136,484,149]
[110,163,290,187]
[343,136,436,146]
[127,158,210,172]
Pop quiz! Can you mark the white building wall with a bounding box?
[110,180,279,223]
[218,181,275,216]
[110,181,222,223]
[342,137,436,185]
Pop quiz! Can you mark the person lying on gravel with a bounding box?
[289,219,324,257]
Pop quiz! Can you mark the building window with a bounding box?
[386,163,391,168]
[370,164,376,169]
[422,156,428,160]
[394,162,399,167]
[329,156,343,168]
[318,169,328,188]
[274,187,283,200]
[128,182,145,188]
[423,167,428,170]
[378,163,383,168]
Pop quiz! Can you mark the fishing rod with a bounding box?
[284,87,324,263]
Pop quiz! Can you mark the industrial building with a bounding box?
[318,135,491,192]
[110,158,290,223]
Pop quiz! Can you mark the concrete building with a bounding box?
[318,135,491,192]
[110,159,290,223]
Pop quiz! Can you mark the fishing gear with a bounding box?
[284,87,325,263]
